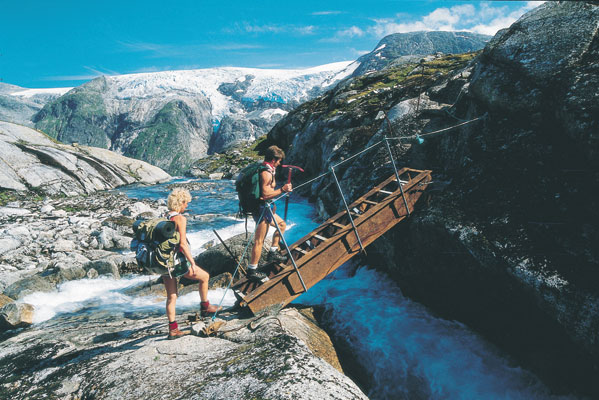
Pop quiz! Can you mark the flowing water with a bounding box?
[21,178,580,399]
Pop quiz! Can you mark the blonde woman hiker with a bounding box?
[164,188,221,339]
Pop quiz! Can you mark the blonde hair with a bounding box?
[167,188,192,212]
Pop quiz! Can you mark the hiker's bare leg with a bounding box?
[184,265,210,302]
[164,275,178,322]
[250,220,269,265]
[270,214,286,249]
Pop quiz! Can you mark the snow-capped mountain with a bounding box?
[33,62,356,174]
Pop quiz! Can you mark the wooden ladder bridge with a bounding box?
[232,167,432,315]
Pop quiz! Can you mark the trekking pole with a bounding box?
[281,165,304,222]
[212,229,246,276]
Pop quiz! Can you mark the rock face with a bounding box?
[353,31,490,77]
[263,1,599,396]
[0,120,170,195]
[0,83,71,127]
[0,302,34,330]
[0,307,366,400]
[32,64,355,175]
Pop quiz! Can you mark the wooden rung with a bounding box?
[363,199,378,206]
[379,190,393,195]
[332,222,346,229]
[294,248,309,255]
[313,234,328,242]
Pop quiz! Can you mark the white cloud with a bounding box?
[321,26,365,42]
[339,26,365,38]
[369,2,543,38]
[239,23,316,36]
[311,11,342,16]
[297,25,316,35]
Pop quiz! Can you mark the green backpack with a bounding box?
[235,162,268,217]
[130,218,181,276]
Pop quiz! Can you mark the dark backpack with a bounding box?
[130,218,181,275]
[235,162,268,217]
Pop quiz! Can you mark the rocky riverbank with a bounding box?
[0,304,366,400]
[0,192,162,328]
[0,187,368,399]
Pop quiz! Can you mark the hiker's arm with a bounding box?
[260,170,292,200]
[174,215,197,269]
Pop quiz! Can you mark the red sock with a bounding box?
[169,321,178,330]
[201,301,210,310]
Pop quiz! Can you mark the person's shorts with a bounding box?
[252,203,275,225]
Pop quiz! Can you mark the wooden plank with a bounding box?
[363,199,378,206]
[313,234,328,242]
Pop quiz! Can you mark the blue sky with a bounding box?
[0,1,542,88]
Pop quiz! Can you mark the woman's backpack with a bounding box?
[130,218,180,276]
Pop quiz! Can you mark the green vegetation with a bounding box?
[326,52,478,118]
[0,189,44,206]
[0,190,18,206]
[128,101,191,175]
[35,89,106,140]
[190,135,265,174]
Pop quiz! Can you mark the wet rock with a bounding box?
[42,264,87,284]
[0,302,34,330]
[84,259,120,279]
[196,232,273,277]
[86,268,99,279]
[0,293,13,307]
[3,275,56,299]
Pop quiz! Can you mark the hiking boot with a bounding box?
[247,268,269,283]
[168,328,189,340]
[266,250,288,264]
[200,301,223,317]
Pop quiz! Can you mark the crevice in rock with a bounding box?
[13,143,88,193]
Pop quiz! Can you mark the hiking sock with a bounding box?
[248,264,258,270]
[168,321,178,331]
[200,301,210,310]
[269,247,279,253]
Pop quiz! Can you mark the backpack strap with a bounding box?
[261,162,275,186]
[166,211,180,220]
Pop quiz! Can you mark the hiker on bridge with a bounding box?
[247,145,293,282]
[163,188,221,339]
